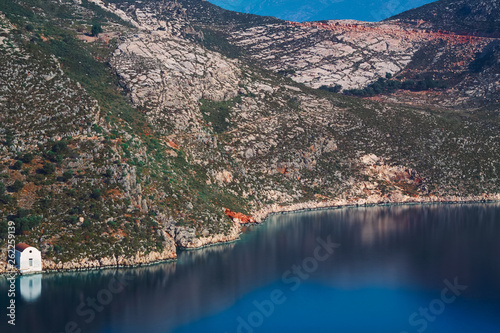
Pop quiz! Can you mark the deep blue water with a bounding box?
[1,203,500,333]
[206,0,437,22]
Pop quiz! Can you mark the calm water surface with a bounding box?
[1,203,500,333]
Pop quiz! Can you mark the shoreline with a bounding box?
[1,257,179,278]
[0,247,177,277]
[250,193,500,223]
[252,195,500,223]
[1,193,499,277]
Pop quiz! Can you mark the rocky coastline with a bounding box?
[0,237,177,276]
[174,219,242,249]
[1,193,498,276]
[251,193,500,223]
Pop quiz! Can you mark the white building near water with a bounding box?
[14,243,42,274]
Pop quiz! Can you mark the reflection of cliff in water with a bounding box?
[95,203,500,332]
[1,203,499,333]
[19,274,42,302]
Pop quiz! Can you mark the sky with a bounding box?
[206,0,437,22]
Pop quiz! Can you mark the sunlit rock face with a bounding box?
[228,20,493,95]
[110,32,241,133]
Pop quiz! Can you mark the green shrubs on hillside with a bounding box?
[51,140,68,153]
[67,216,78,225]
[200,96,242,133]
[277,69,297,76]
[8,180,24,193]
[12,160,23,170]
[39,162,56,175]
[91,189,101,200]
[198,28,242,59]
[91,23,103,37]
[0,182,13,205]
[105,169,113,178]
[319,84,342,93]
[9,209,42,234]
[344,76,448,97]
[18,153,34,164]
[62,170,73,182]
[0,221,9,239]
[469,46,500,73]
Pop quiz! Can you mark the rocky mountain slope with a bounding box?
[392,0,500,36]
[1,0,500,272]
[228,21,491,93]
[172,2,499,107]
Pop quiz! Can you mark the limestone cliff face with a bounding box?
[172,220,242,249]
[230,21,422,90]
[226,20,495,106]
[110,31,241,134]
